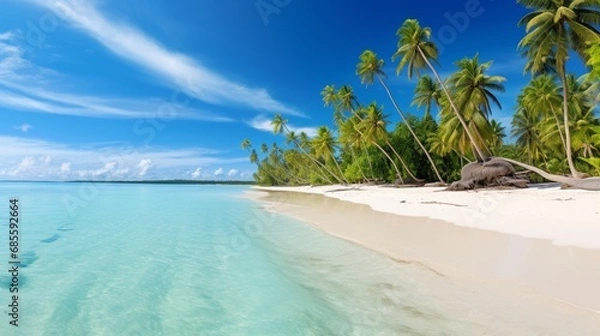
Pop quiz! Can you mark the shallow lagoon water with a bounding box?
[0,182,595,335]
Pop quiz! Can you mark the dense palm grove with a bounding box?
[244,1,600,187]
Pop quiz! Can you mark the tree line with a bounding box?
[243,1,600,188]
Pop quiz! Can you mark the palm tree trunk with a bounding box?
[498,157,600,191]
[260,163,286,186]
[385,139,419,181]
[559,69,581,178]
[376,74,445,183]
[418,47,486,161]
[371,141,404,184]
[344,108,379,182]
[280,161,309,185]
[329,153,349,185]
[549,106,567,157]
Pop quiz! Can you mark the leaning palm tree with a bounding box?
[355,106,403,183]
[357,49,444,183]
[322,85,345,125]
[311,126,349,184]
[323,84,376,179]
[517,0,600,178]
[393,19,486,161]
[338,115,370,181]
[271,114,342,184]
[359,103,421,183]
[447,54,506,156]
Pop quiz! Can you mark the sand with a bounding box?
[255,183,600,249]
[248,184,600,320]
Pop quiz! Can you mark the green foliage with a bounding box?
[588,42,600,80]
[243,13,600,186]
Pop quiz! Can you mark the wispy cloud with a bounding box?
[0,33,233,121]
[13,123,32,132]
[27,0,304,117]
[247,115,318,137]
[0,32,14,41]
[0,136,247,180]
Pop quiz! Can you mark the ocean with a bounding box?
[0,182,590,335]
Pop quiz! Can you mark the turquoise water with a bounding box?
[0,183,589,335]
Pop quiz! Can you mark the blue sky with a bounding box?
[0,0,588,180]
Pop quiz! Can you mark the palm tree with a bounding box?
[488,119,506,153]
[517,0,600,177]
[249,149,259,165]
[271,114,342,184]
[312,126,349,184]
[412,75,441,120]
[512,103,546,165]
[447,54,506,156]
[519,75,567,154]
[588,42,600,94]
[337,85,378,178]
[393,18,486,161]
[448,55,506,120]
[322,84,344,125]
[357,50,444,183]
[241,138,252,151]
[590,42,600,71]
[337,85,361,113]
[338,115,371,181]
[359,103,421,183]
[323,84,377,179]
[565,76,600,159]
[260,143,269,154]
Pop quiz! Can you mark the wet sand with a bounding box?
[246,188,600,333]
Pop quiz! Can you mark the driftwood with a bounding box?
[394,177,426,187]
[497,157,600,191]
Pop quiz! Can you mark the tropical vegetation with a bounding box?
[244,2,600,189]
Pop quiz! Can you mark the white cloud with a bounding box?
[0,32,232,121]
[214,168,223,176]
[247,115,318,137]
[227,169,239,177]
[0,32,14,41]
[13,123,32,132]
[137,159,154,176]
[191,167,201,179]
[26,1,304,117]
[60,162,71,174]
[0,136,248,180]
[93,161,117,177]
[9,157,36,176]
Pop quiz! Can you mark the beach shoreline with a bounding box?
[254,183,600,249]
[248,185,600,316]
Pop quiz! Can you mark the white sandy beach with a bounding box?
[250,184,600,322]
[257,183,600,249]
